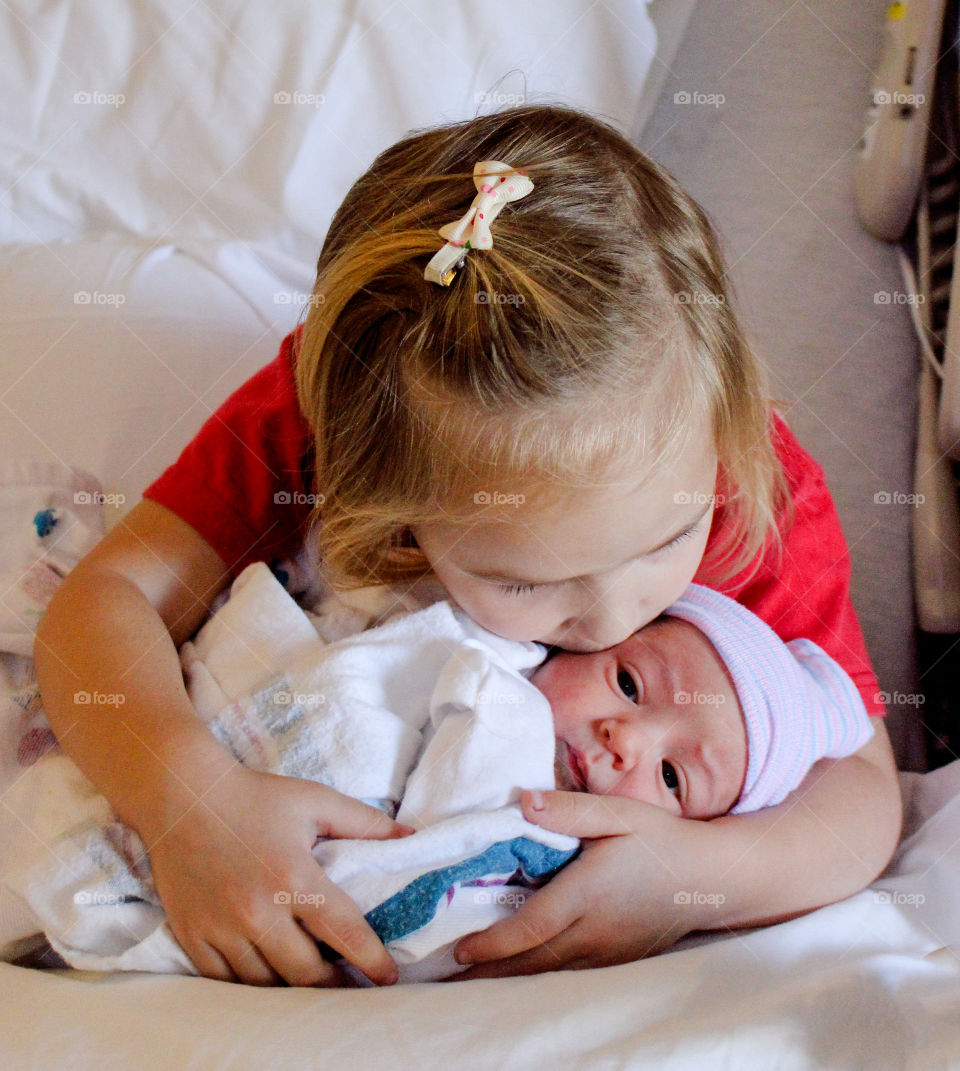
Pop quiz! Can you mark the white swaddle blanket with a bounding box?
[0,561,578,983]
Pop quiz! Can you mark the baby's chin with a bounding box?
[553,739,586,793]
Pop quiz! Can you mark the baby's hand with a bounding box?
[146,765,412,986]
[451,789,713,978]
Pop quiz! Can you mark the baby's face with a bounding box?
[531,617,746,819]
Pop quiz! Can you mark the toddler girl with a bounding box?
[34,105,901,987]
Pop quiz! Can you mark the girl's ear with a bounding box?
[392,527,418,548]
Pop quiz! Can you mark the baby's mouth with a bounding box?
[554,740,588,792]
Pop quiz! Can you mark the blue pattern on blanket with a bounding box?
[365,836,579,944]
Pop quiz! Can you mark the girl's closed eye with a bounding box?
[656,514,705,555]
[498,582,539,597]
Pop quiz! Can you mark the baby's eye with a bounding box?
[617,668,638,701]
[661,760,680,794]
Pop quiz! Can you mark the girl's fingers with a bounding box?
[453,880,577,967]
[521,788,657,838]
[295,877,399,986]
[223,941,283,987]
[450,938,582,981]
[253,920,347,987]
[184,939,238,983]
[315,788,415,842]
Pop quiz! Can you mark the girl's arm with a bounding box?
[34,499,409,986]
[451,722,901,976]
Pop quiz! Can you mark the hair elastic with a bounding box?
[423,160,534,286]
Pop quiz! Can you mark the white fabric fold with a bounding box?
[1,561,578,981]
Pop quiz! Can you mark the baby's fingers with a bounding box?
[296,875,399,987]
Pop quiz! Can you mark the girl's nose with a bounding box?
[560,604,636,651]
[565,579,654,650]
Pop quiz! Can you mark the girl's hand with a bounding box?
[452,738,902,979]
[146,765,412,987]
[450,790,714,978]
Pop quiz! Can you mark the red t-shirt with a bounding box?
[143,331,885,717]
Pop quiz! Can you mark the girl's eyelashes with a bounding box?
[498,582,539,597]
[494,511,708,597]
[661,760,680,795]
[656,516,704,555]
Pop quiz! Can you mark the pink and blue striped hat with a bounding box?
[664,584,874,814]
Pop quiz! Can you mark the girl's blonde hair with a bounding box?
[296,105,788,589]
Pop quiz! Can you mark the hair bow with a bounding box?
[424,160,534,286]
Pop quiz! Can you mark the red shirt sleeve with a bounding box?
[142,330,316,576]
[695,411,884,717]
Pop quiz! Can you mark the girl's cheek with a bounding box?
[475,603,545,641]
[459,590,555,643]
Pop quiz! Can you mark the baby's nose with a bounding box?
[599,717,649,770]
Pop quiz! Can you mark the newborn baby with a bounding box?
[536,583,874,818]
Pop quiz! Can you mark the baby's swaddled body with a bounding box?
[0,563,577,983]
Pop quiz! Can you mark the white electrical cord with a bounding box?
[897,244,945,379]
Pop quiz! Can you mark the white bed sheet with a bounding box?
[3,762,960,1070]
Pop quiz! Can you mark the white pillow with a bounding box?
[0,0,699,510]
[0,0,660,257]
[0,240,288,514]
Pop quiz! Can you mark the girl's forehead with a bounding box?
[424,429,718,583]
[477,402,715,512]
